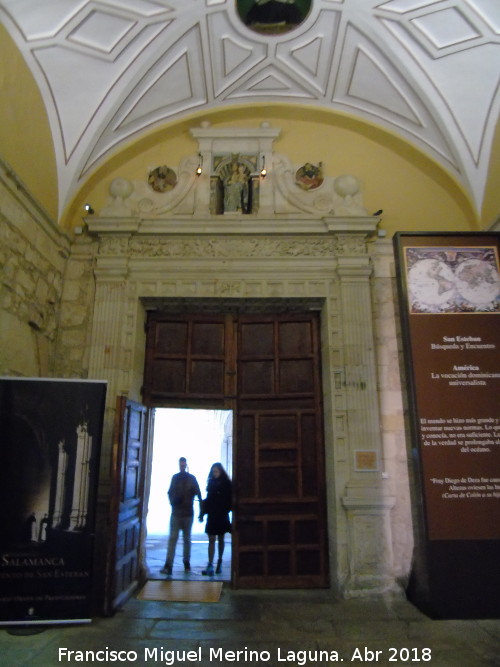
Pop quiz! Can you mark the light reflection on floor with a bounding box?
[145,533,232,582]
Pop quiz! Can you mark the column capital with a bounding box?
[94,256,129,281]
[337,255,372,279]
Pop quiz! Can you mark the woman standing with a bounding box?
[199,463,232,576]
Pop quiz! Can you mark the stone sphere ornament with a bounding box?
[334,175,360,198]
[109,178,133,200]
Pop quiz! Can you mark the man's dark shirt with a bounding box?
[168,471,202,518]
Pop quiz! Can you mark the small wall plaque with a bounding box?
[354,450,378,471]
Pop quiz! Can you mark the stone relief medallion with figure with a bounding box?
[148,166,177,193]
[295,162,324,190]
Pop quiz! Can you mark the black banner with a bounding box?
[0,378,106,624]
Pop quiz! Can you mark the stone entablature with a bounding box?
[87,217,374,261]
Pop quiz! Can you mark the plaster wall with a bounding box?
[0,26,58,222]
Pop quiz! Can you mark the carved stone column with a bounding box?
[88,244,130,480]
[337,240,398,596]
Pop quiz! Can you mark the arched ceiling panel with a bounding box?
[0,0,498,218]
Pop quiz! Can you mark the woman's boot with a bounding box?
[202,562,214,576]
[215,558,222,574]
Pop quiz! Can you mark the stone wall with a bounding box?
[0,160,70,377]
[53,234,97,378]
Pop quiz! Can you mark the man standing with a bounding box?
[161,457,202,575]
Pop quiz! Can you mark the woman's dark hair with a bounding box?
[207,462,230,484]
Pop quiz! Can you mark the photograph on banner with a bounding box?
[0,378,106,624]
[404,244,499,314]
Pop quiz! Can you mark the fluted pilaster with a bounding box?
[88,253,130,480]
[337,248,399,596]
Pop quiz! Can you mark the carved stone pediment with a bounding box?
[97,124,370,220]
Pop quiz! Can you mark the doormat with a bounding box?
[137,580,223,603]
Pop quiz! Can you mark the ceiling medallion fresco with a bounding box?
[237,0,312,35]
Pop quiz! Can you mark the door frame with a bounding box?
[87,218,394,601]
[140,303,329,589]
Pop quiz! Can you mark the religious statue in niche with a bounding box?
[224,159,250,213]
[237,0,312,35]
[295,162,324,190]
[148,165,177,192]
[211,154,258,214]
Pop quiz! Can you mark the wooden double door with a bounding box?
[109,309,328,608]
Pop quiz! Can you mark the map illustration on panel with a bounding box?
[405,246,500,314]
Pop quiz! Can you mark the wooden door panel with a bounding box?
[237,512,325,587]
[234,313,328,588]
[190,360,225,393]
[154,321,188,354]
[240,321,274,355]
[191,321,226,354]
[279,359,315,393]
[278,320,314,356]
[107,397,149,611]
[122,405,144,499]
[143,309,327,589]
[143,314,234,405]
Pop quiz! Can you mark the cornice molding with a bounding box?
[85,216,380,237]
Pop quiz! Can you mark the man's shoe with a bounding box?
[183,560,191,572]
[160,564,172,575]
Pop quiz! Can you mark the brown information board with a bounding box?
[394,233,500,541]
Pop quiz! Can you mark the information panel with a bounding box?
[394,233,500,541]
[0,378,106,624]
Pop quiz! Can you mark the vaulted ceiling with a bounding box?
[1,0,499,217]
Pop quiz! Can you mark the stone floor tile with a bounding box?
[334,619,410,641]
[1,587,499,666]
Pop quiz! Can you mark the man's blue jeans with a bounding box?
[165,513,194,566]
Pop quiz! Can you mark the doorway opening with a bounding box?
[145,407,233,582]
